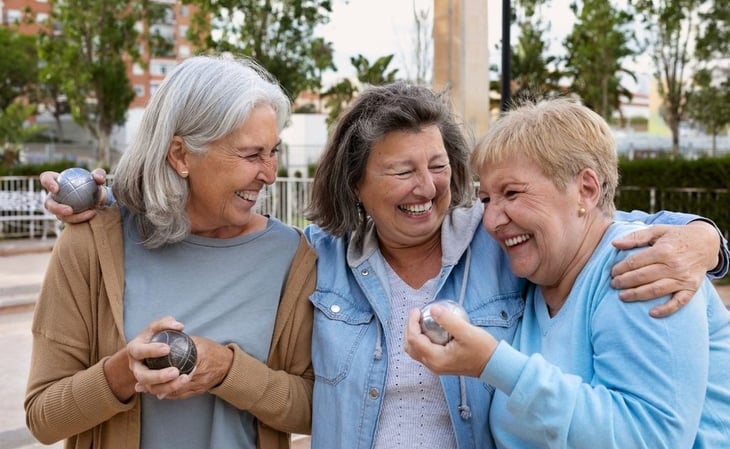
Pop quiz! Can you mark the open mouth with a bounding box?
[505,234,531,247]
[398,200,432,216]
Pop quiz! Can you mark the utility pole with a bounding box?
[500,0,511,113]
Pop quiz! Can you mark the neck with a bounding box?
[380,235,442,289]
[541,217,611,316]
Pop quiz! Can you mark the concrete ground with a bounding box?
[1,238,729,449]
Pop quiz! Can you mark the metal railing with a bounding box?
[1,176,728,239]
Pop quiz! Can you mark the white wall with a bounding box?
[280,113,328,176]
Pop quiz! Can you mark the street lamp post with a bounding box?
[500,0,511,113]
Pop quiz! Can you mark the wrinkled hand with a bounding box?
[403,306,495,378]
[40,168,107,223]
[611,222,720,317]
[161,336,233,400]
[127,316,192,400]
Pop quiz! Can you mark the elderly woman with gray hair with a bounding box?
[405,97,730,448]
[26,55,316,449]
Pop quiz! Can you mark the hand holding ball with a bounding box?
[419,299,469,345]
[144,329,197,375]
[51,167,99,213]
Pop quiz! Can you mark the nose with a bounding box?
[483,199,508,234]
[413,170,437,198]
[256,154,278,185]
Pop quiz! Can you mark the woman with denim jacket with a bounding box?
[303,83,728,449]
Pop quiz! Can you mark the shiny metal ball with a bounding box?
[52,167,99,213]
[419,299,469,345]
[144,329,197,375]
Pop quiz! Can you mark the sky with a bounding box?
[317,0,650,93]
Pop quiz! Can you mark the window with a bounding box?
[6,9,22,24]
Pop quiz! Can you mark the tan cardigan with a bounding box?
[25,206,317,449]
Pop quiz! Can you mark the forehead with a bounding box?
[370,125,446,161]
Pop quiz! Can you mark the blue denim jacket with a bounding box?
[303,204,728,449]
[304,203,526,449]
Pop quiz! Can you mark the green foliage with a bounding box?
[0,102,46,168]
[0,158,80,177]
[510,19,563,102]
[685,69,730,155]
[564,0,637,120]
[616,156,730,237]
[38,0,143,167]
[618,155,730,189]
[633,0,704,155]
[322,54,399,127]
[0,28,38,110]
[184,0,335,101]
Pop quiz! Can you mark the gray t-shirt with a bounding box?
[121,207,299,449]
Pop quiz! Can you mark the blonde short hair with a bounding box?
[470,97,618,215]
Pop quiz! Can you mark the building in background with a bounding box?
[1,0,198,165]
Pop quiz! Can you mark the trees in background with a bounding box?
[185,0,336,102]
[564,0,637,122]
[322,54,399,126]
[38,0,144,167]
[0,28,42,167]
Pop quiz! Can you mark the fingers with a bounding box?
[649,291,693,318]
[90,168,108,185]
[611,229,670,279]
[39,171,60,194]
[127,317,187,398]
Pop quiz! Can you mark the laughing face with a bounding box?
[183,103,280,238]
[355,125,452,251]
[477,155,585,288]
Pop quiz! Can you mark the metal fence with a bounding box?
[1,176,728,239]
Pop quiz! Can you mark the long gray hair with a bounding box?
[113,55,290,248]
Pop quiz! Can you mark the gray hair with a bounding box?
[113,55,291,248]
[306,82,473,242]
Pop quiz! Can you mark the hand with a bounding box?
[126,316,192,400]
[40,168,107,223]
[161,336,233,400]
[610,221,720,317]
[403,306,496,378]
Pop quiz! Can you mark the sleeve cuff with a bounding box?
[479,340,529,395]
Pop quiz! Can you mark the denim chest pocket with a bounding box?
[310,289,375,385]
[467,292,525,343]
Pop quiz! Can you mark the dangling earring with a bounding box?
[578,206,586,217]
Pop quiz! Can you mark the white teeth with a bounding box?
[235,191,258,201]
[400,201,432,214]
[505,234,530,247]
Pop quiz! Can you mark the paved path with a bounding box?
[1,238,728,449]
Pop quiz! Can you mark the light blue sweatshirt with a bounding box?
[481,221,730,449]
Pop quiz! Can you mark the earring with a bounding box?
[179,170,189,178]
[578,206,586,217]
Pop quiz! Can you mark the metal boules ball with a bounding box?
[419,299,469,345]
[52,167,99,213]
[144,329,197,375]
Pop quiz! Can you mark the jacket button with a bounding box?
[361,269,369,276]
[330,304,341,313]
[369,388,379,399]
[500,310,508,320]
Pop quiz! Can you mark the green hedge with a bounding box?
[617,155,730,237]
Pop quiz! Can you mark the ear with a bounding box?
[577,168,601,209]
[166,136,189,177]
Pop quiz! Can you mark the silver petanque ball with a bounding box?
[52,167,99,213]
[419,299,470,345]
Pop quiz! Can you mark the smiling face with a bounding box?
[355,125,452,251]
[177,103,280,238]
[477,155,587,288]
